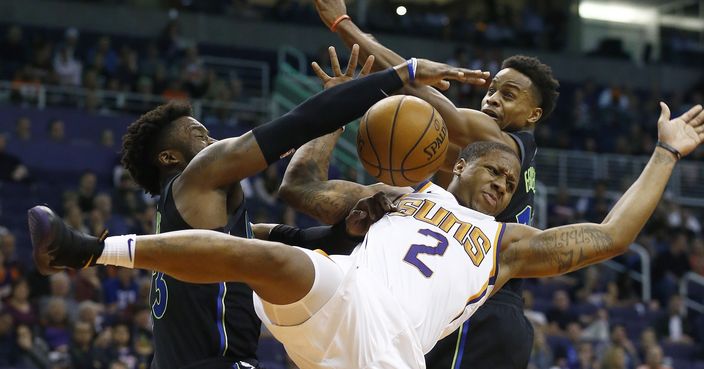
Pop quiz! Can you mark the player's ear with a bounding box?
[453,158,467,176]
[527,107,542,125]
[157,149,183,167]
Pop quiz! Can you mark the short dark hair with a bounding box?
[501,55,560,122]
[121,101,192,195]
[459,141,517,164]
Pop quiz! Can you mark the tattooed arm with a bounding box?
[279,130,408,224]
[494,103,704,290]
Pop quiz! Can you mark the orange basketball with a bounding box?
[357,95,449,187]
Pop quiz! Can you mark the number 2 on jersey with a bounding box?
[403,228,449,277]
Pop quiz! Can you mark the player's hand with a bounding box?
[312,45,374,90]
[396,59,489,91]
[345,191,397,237]
[657,102,704,157]
[314,0,348,30]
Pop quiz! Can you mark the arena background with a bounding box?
[0,0,703,368]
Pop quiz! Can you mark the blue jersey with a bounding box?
[151,175,259,369]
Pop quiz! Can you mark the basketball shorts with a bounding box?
[253,248,426,369]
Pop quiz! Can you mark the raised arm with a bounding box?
[279,46,408,224]
[496,103,704,288]
[181,56,481,191]
[314,0,518,153]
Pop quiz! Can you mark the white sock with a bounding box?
[97,234,137,268]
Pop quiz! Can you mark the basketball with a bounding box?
[357,95,449,187]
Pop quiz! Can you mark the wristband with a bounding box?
[656,141,681,160]
[330,15,351,32]
[406,57,417,82]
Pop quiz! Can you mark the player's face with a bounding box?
[481,68,542,131]
[451,150,520,216]
[173,116,217,163]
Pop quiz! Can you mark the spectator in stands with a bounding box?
[0,229,18,270]
[0,25,28,79]
[576,180,612,223]
[654,294,695,344]
[548,187,576,227]
[0,250,18,300]
[158,19,187,62]
[73,268,102,303]
[603,324,640,369]
[54,44,83,86]
[523,289,548,327]
[93,193,130,235]
[547,290,579,335]
[690,237,704,275]
[639,328,658,360]
[30,40,54,83]
[652,232,692,303]
[39,272,79,322]
[0,309,14,366]
[76,301,103,331]
[601,346,627,369]
[133,329,154,368]
[15,116,32,142]
[47,119,66,143]
[529,326,554,369]
[77,171,98,213]
[109,322,137,368]
[65,204,89,234]
[15,323,51,369]
[636,345,672,369]
[116,46,139,91]
[4,278,37,327]
[139,43,163,78]
[575,341,598,369]
[182,45,208,98]
[101,129,115,148]
[102,268,138,315]
[69,320,97,369]
[112,171,146,218]
[0,133,30,183]
[582,308,611,345]
[555,322,583,367]
[40,297,72,351]
[88,36,118,76]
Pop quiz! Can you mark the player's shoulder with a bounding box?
[506,130,537,166]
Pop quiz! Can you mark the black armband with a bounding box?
[268,221,364,255]
[252,68,403,164]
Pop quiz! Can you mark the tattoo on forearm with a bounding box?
[529,226,614,274]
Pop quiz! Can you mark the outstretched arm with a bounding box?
[496,104,704,288]
[280,47,410,224]
[181,56,481,191]
[314,0,518,153]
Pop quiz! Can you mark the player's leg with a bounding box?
[28,205,313,305]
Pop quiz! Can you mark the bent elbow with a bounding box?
[278,182,296,203]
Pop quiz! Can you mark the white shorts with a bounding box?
[253,248,425,369]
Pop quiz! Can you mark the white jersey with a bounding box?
[358,182,505,353]
[254,182,505,369]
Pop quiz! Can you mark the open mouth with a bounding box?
[481,109,500,120]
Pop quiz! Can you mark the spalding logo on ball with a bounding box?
[357,95,448,187]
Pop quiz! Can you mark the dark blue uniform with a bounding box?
[151,175,260,369]
[426,131,537,369]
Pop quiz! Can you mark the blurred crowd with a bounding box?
[0,22,250,126]
[0,1,704,368]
